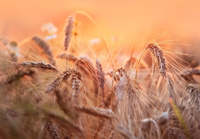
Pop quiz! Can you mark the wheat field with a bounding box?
[0,12,200,139]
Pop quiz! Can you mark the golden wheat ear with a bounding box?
[46,69,72,93]
[45,121,61,139]
[6,69,35,84]
[16,61,58,71]
[96,59,105,100]
[75,56,99,97]
[32,36,56,66]
[186,84,200,107]
[64,15,75,51]
[135,43,167,80]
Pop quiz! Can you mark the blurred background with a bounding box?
[0,0,200,49]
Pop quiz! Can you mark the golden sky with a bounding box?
[0,0,200,43]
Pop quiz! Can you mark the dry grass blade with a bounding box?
[64,15,74,51]
[169,98,190,138]
[46,121,61,139]
[17,61,58,71]
[75,106,116,119]
[32,36,56,66]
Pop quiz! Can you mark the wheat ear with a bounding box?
[46,70,71,93]
[46,121,61,139]
[96,59,105,100]
[32,36,56,66]
[6,69,35,84]
[64,15,74,51]
[135,43,167,80]
[17,61,58,71]
[75,106,115,119]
